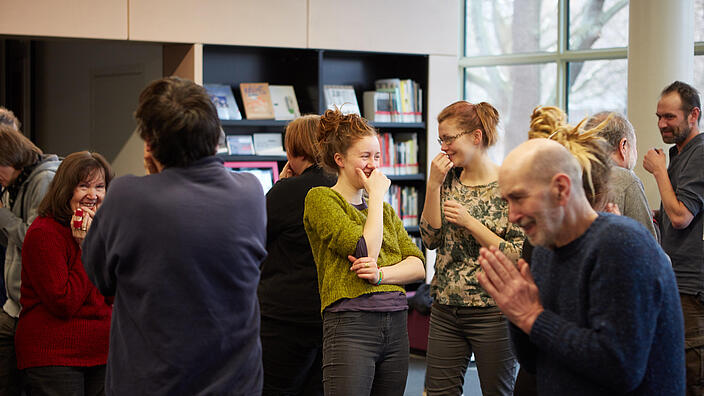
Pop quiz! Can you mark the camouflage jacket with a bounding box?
[420,168,525,307]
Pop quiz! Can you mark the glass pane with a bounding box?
[569,0,629,50]
[465,0,558,56]
[567,59,628,124]
[463,63,557,162]
[696,0,704,42]
[695,56,704,97]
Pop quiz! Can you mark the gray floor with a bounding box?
[404,353,481,396]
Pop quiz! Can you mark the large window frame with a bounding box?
[459,0,628,114]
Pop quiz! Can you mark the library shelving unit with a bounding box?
[202,45,428,239]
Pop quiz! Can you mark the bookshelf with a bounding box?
[202,45,428,238]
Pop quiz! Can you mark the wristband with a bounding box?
[376,268,383,286]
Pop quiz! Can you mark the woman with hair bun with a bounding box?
[303,108,425,395]
[420,101,524,396]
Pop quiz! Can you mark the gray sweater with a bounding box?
[608,166,657,240]
[0,155,60,318]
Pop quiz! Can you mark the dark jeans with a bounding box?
[322,310,408,396]
[425,303,516,396]
[681,294,704,396]
[0,310,20,396]
[23,365,105,396]
[260,317,323,396]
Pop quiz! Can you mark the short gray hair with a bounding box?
[584,111,635,154]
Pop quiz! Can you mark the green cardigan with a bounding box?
[304,187,425,313]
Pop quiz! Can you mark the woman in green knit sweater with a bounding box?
[303,108,425,395]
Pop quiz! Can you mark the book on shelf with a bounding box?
[239,83,275,120]
[385,185,419,227]
[377,132,419,175]
[375,78,422,123]
[269,85,301,120]
[226,135,255,155]
[323,85,361,116]
[363,91,392,123]
[204,84,242,120]
[253,133,285,156]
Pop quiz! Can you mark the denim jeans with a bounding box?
[261,317,323,396]
[322,310,408,396]
[425,303,516,396]
[681,294,704,396]
[0,310,20,396]
[23,365,106,396]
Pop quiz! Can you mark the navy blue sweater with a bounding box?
[83,156,267,395]
[511,213,684,395]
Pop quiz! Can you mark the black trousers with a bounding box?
[23,365,105,396]
[260,316,323,396]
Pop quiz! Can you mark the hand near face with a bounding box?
[477,246,544,334]
[357,168,390,198]
[71,206,96,246]
[279,162,295,179]
[143,152,159,175]
[603,202,621,216]
[443,200,475,229]
[429,153,453,188]
[348,255,381,284]
[643,148,667,177]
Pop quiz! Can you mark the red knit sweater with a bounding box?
[16,216,112,369]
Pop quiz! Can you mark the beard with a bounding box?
[660,122,691,145]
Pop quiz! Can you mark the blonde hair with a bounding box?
[529,106,611,210]
[285,114,320,163]
[316,108,376,174]
[437,101,499,147]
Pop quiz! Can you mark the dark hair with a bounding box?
[662,81,701,123]
[38,151,114,226]
[135,77,220,168]
[0,107,20,130]
[584,111,635,154]
[0,124,42,169]
[285,114,321,163]
[437,101,499,147]
[316,108,376,174]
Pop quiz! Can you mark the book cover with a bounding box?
[323,85,361,116]
[204,84,242,120]
[253,133,285,156]
[240,83,275,120]
[363,91,392,122]
[226,135,255,155]
[269,85,301,120]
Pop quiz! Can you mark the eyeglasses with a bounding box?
[437,131,470,146]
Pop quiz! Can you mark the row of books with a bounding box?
[364,78,423,123]
[377,132,419,175]
[204,83,300,121]
[217,133,285,156]
[385,185,419,227]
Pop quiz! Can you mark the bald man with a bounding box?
[478,139,684,395]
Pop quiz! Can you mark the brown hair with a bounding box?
[437,101,499,147]
[0,107,20,130]
[316,108,376,174]
[529,106,611,210]
[135,77,220,168]
[0,124,42,169]
[38,151,114,226]
[662,80,701,123]
[285,114,321,163]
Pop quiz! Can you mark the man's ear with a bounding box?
[618,138,628,162]
[551,173,572,205]
[689,107,701,128]
[334,152,344,168]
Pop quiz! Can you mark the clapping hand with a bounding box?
[71,207,96,246]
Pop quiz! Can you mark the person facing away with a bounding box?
[82,77,267,395]
[420,101,524,396]
[0,120,60,395]
[17,151,113,395]
[303,108,425,396]
[643,80,704,396]
[477,138,685,395]
[258,114,335,396]
[584,111,658,240]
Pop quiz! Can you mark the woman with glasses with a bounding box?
[420,101,524,396]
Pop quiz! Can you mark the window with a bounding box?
[696,0,704,95]
[461,0,629,159]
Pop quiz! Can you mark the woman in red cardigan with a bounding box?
[16,151,113,395]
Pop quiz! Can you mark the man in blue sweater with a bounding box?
[478,138,684,395]
[82,77,267,395]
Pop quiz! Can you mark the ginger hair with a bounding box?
[316,108,376,174]
[437,101,499,147]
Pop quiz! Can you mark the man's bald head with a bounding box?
[501,138,582,189]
